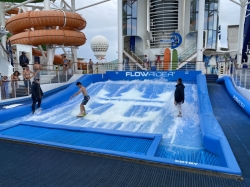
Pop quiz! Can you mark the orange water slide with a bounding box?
[32,48,63,64]
[6,8,19,15]
[5,10,87,64]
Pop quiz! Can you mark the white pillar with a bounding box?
[44,0,50,10]
[118,0,123,71]
[0,2,6,49]
[237,1,247,65]
[196,0,205,71]
[44,0,53,68]
[71,0,78,72]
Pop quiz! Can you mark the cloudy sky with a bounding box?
[54,0,241,62]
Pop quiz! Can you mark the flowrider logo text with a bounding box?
[126,72,175,77]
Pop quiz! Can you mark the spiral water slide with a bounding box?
[5,10,87,65]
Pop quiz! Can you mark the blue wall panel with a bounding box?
[197,74,241,174]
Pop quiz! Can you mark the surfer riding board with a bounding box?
[70,82,90,117]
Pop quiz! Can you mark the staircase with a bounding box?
[50,74,73,83]
[123,48,147,71]
[177,43,197,69]
[177,43,206,73]
[205,74,218,83]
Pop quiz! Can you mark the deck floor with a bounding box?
[208,83,250,187]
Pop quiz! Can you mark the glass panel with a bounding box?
[196,0,199,11]
[213,12,218,30]
[122,0,137,36]
[212,30,217,49]
[207,30,213,48]
[132,1,137,17]
[214,2,218,10]
[208,11,214,29]
[127,18,132,35]
[132,19,137,35]
[195,13,198,31]
[204,11,208,30]
[209,1,215,10]
[205,1,209,11]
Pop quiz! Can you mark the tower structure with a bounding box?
[90,35,109,60]
[118,0,220,71]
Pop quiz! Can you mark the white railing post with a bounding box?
[244,70,247,88]
[236,70,238,86]
[58,71,60,83]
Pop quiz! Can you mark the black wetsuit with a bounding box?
[31,82,43,113]
[174,83,185,104]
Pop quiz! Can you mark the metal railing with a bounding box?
[0,61,207,101]
[89,61,205,72]
[178,43,197,63]
[232,68,250,90]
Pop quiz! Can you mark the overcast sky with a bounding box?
[54,0,241,62]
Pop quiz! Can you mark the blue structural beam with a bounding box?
[217,76,250,116]
[197,74,241,175]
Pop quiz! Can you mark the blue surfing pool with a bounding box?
[0,80,218,164]
[0,72,241,175]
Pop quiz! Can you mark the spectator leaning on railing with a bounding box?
[11,71,20,98]
[1,76,9,100]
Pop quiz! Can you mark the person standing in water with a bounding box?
[174,78,185,117]
[31,78,43,114]
[70,82,90,117]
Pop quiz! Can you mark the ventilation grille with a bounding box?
[150,0,179,48]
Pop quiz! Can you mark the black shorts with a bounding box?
[81,95,90,105]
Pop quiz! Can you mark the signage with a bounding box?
[125,71,175,78]
[160,32,182,49]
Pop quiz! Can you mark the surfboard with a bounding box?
[77,114,87,117]
[163,48,171,71]
[172,49,178,70]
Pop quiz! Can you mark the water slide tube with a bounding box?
[217,76,250,116]
[5,10,87,65]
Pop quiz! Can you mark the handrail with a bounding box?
[178,42,197,63]
[0,43,9,55]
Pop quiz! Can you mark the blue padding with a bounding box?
[198,93,213,114]
[197,74,209,94]
[197,74,241,174]
[0,75,106,123]
[0,121,162,157]
[217,76,250,116]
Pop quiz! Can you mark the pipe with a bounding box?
[61,0,73,11]
[4,0,36,12]
[237,2,247,65]
[76,0,110,11]
[118,0,123,71]
[196,0,205,70]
